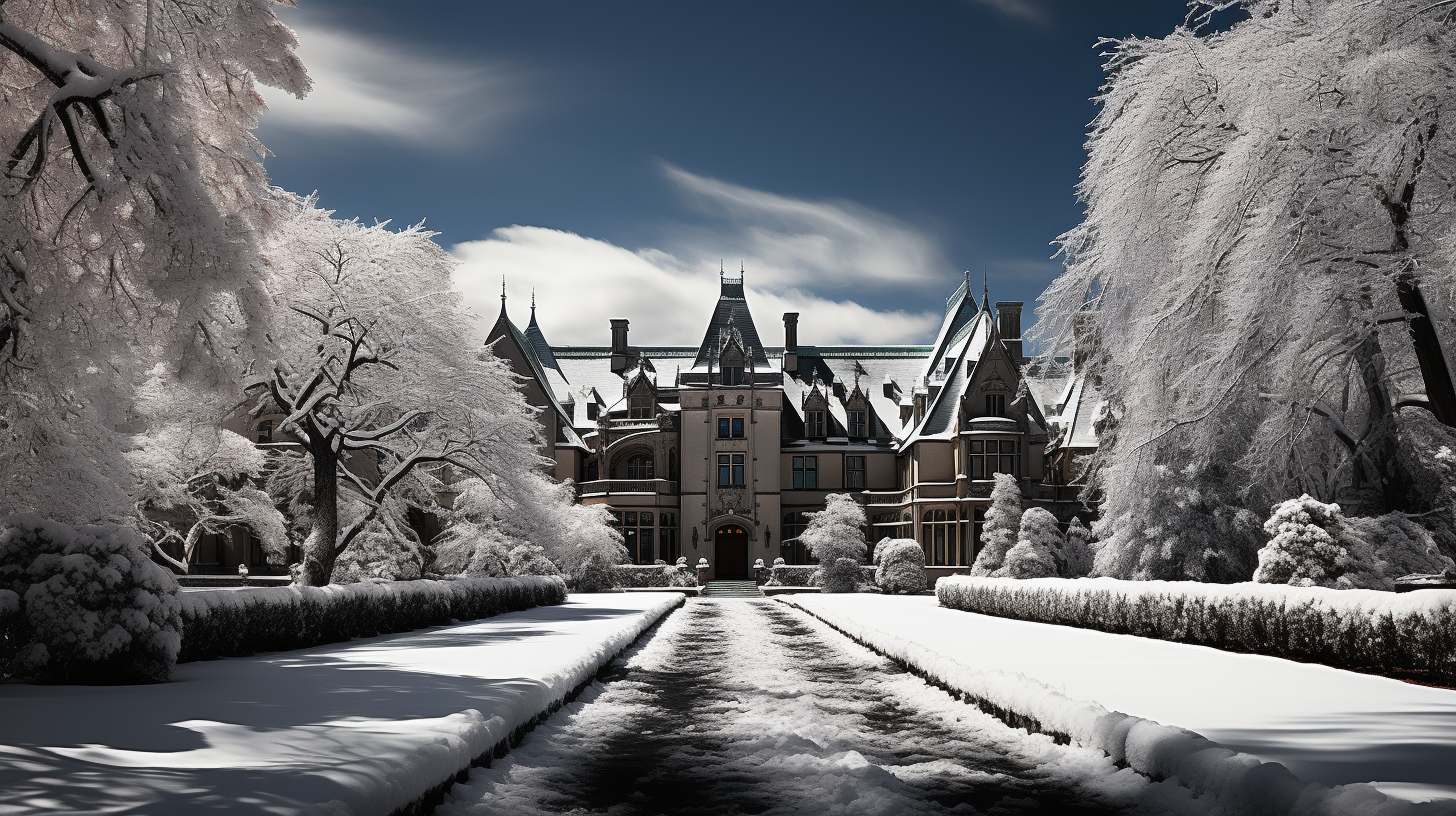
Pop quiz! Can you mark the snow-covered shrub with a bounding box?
[766,564,816,587]
[614,563,695,588]
[1254,496,1454,590]
[937,576,1456,683]
[997,508,1063,579]
[0,515,182,683]
[331,498,428,584]
[507,544,560,577]
[179,575,566,662]
[801,494,868,593]
[1063,518,1095,578]
[970,473,1021,576]
[874,538,927,594]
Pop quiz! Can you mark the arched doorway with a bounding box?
[714,524,750,579]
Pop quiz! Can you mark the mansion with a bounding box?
[488,271,1102,583]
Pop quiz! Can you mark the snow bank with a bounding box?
[178,575,566,663]
[782,594,1456,816]
[938,576,1456,683]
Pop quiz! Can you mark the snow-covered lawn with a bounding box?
[0,593,679,816]
[781,593,1456,813]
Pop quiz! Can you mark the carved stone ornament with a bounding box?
[736,394,745,405]
[981,374,1010,392]
[701,397,709,406]
[969,482,993,498]
[755,397,762,407]
[716,394,725,405]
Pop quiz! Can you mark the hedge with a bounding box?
[937,576,1456,683]
[178,575,566,663]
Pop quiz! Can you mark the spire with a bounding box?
[499,275,508,317]
[980,269,990,313]
[531,287,536,315]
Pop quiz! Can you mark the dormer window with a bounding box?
[985,394,1006,417]
[848,410,867,438]
[719,341,747,386]
[805,410,826,438]
[722,366,744,386]
[629,395,654,419]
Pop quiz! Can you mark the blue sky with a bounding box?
[256,1,1195,348]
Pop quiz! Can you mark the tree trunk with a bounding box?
[302,434,339,586]
[1351,328,1406,514]
[1393,274,1456,427]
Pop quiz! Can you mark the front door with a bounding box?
[714,524,750,579]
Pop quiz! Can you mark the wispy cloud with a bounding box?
[258,17,526,148]
[968,0,1049,26]
[451,226,940,347]
[658,162,951,296]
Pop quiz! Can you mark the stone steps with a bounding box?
[701,580,763,598]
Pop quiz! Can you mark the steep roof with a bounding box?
[694,274,770,368]
[524,295,562,375]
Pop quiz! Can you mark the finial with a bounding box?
[982,269,990,311]
[531,288,536,311]
[501,275,507,303]
[720,259,724,276]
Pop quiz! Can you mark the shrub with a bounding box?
[1254,496,1453,589]
[998,508,1063,579]
[970,473,1021,576]
[801,494,868,593]
[937,575,1456,683]
[178,575,566,662]
[874,538,927,594]
[767,563,816,587]
[1063,518,1095,578]
[614,563,695,588]
[0,514,182,683]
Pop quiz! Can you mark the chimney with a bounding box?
[782,312,799,374]
[610,319,630,374]
[996,302,1024,362]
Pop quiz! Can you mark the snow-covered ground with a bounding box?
[781,593,1456,812]
[441,598,1219,815]
[0,593,679,816]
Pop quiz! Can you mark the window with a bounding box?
[717,453,745,487]
[848,410,867,438]
[721,366,744,386]
[920,508,961,566]
[629,395,654,419]
[805,410,826,438]
[717,417,745,439]
[614,510,656,564]
[659,512,680,563]
[781,511,813,564]
[968,439,1019,479]
[845,455,866,489]
[792,455,818,489]
[626,454,654,480]
[255,419,273,443]
[585,460,599,482]
[986,393,1006,417]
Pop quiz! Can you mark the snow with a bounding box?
[779,593,1456,814]
[0,593,678,816]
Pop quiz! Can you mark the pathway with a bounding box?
[440,598,1212,816]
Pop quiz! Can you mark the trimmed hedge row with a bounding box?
[766,563,879,588]
[614,564,696,588]
[937,576,1456,683]
[179,575,567,663]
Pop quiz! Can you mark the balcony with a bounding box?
[578,479,679,497]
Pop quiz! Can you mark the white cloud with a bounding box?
[258,18,524,147]
[451,226,940,348]
[968,0,1049,25]
[658,163,951,296]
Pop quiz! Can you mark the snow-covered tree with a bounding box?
[125,368,288,574]
[998,507,1063,579]
[873,537,927,594]
[1036,0,1456,577]
[0,1,308,522]
[256,195,543,585]
[970,473,1021,576]
[435,472,621,590]
[1254,494,1452,589]
[801,493,867,593]
[1063,517,1095,578]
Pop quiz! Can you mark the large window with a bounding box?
[805,410,826,438]
[717,453,745,487]
[782,511,813,564]
[659,512,680,563]
[626,453,654,480]
[848,410,867,438]
[921,508,962,566]
[845,455,866,489]
[968,439,1019,479]
[792,455,818,489]
[717,417,745,439]
[615,510,655,563]
[985,393,1006,417]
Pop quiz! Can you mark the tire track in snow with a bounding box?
[439,599,1208,816]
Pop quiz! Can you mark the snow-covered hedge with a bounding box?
[873,538,928,594]
[0,515,183,683]
[766,562,877,589]
[938,576,1456,682]
[178,575,566,663]
[613,563,696,588]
